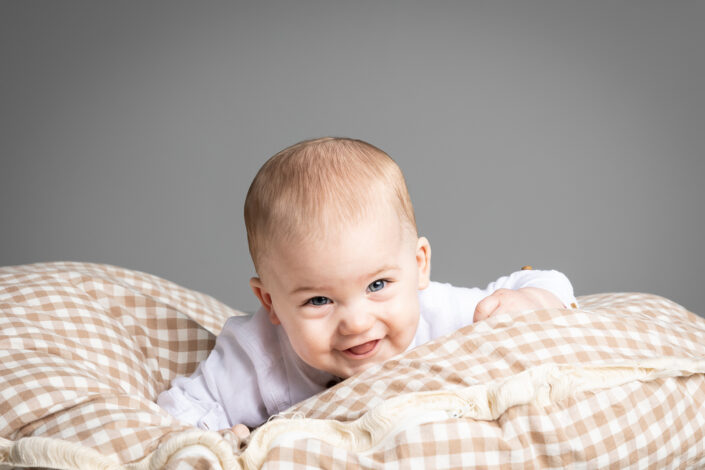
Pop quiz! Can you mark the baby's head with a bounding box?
[245,137,431,378]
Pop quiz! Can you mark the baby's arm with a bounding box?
[473,286,564,322]
[157,367,231,430]
[157,316,268,433]
[472,268,577,322]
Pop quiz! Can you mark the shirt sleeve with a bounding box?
[416,269,578,342]
[156,364,231,431]
[156,316,269,430]
[482,269,578,309]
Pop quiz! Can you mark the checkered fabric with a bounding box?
[1,262,704,469]
[0,261,243,464]
[259,291,705,469]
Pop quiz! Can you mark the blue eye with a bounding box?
[368,279,387,293]
[307,296,331,306]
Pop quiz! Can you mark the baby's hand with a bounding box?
[220,423,251,450]
[473,287,564,323]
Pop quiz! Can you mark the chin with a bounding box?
[343,360,379,378]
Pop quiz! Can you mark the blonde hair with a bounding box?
[244,137,417,273]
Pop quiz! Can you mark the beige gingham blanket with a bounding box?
[1,262,705,469]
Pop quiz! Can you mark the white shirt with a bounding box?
[157,269,577,429]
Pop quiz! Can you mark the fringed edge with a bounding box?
[0,430,240,470]
[4,357,704,470]
[124,430,239,470]
[237,356,705,469]
[0,435,121,470]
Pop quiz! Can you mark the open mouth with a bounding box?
[343,339,379,358]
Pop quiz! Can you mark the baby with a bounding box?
[157,137,577,441]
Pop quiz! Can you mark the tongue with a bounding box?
[348,340,376,355]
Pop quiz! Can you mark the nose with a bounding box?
[337,307,376,336]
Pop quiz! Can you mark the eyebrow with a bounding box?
[289,264,401,296]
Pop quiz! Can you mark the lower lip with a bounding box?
[342,339,380,359]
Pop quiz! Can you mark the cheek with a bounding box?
[383,296,416,331]
[396,292,420,329]
[285,320,330,356]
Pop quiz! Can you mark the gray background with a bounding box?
[1,1,703,316]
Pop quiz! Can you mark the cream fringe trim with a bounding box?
[2,357,704,470]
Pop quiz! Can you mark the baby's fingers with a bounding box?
[473,292,501,322]
[232,424,250,440]
[221,424,251,451]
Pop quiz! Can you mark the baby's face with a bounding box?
[251,211,431,379]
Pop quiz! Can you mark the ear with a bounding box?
[249,277,281,325]
[415,236,431,290]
